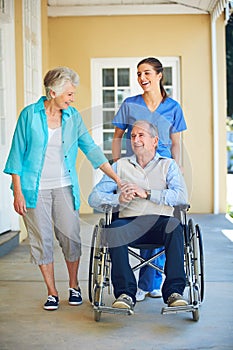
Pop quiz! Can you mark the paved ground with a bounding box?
[0,213,233,350]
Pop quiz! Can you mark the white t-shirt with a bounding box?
[39,127,72,190]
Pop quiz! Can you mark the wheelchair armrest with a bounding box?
[100,204,190,222]
[173,204,190,221]
[100,204,120,225]
[174,204,190,212]
[101,204,113,213]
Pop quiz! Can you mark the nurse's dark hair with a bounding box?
[44,66,80,100]
[133,120,158,138]
[137,57,167,102]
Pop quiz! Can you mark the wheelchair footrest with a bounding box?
[161,304,198,315]
[94,305,134,315]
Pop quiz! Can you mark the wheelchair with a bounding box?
[88,204,204,322]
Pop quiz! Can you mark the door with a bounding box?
[0,1,18,234]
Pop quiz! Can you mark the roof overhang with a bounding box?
[47,0,231,19]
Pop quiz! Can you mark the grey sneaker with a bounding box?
[167,293,188,307]
[112,294,134,312]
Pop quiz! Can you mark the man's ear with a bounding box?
[153,136,159,148]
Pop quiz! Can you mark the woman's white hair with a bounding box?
[44,66,80,100]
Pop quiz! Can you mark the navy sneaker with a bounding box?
[43,295,59,310]
[69,287,83,305]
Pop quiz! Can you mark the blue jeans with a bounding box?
[108,215,186,304]
[138,248,165,292]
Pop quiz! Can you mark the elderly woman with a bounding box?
[4,66,121,311]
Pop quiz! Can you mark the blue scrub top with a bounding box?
[112,95,187,158]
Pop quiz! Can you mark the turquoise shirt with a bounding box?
[4,96,107,209]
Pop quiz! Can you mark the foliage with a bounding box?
[227,204,233,218]
[226,116,233,131]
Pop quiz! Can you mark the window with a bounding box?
[0,0,13,20]
[102,67,131,160]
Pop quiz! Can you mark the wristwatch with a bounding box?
[145,190,151,200]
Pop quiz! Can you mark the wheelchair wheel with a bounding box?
[195,224,205,302]
[88,224,98,303]
[93,286,102,322]
[94,310,101,322]
[88,218,105,303]
[188,219,204,321]
[192,308,199,322]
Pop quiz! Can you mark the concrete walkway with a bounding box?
[0,213,233,350]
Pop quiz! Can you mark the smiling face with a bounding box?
[137,63,162,92]
[50,81,76,110]
[131,123,158,157]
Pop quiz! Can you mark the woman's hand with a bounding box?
[13,191,27,216]
[11,174,27,216]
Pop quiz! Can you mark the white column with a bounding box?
[211,15,219,214]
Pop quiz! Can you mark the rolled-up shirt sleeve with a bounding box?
[75,117,108,169]
[88,163,120,211]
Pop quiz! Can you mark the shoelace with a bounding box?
[121,294,133,302]
[169,293,180,299]
[167,293,182,303]
[71,289,81,297]
[47,295,57,303]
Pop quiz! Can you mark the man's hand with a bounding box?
[119,182,147,203]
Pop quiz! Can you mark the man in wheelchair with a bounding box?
[88,120,188,314]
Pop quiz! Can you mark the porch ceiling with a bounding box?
[47,0,231,19]
[47,0,225,15]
